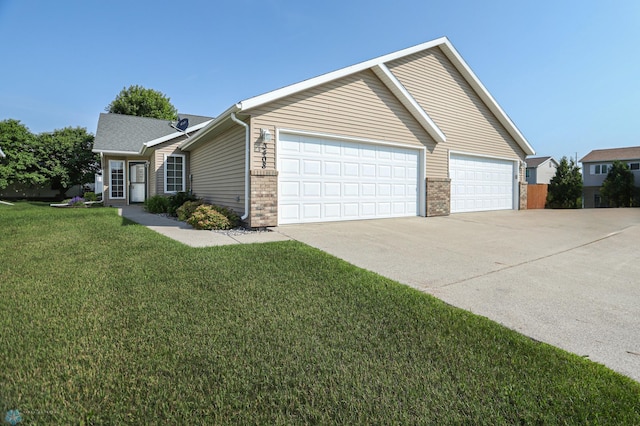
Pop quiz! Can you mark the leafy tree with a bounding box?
[106,85,178,120]
[600,160,635,207]
[0,119,45,190]
[0,120,99,197]
[38,127,100,197]
[546,156,582,209]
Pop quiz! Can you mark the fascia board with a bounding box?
[439,40,535,156]
[91,149,141,156]
[372,63,446,143]
[237,37,449,111]
[144,119,214,150]
[179,105,240,151]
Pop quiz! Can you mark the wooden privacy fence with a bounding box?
[527,184,548,209]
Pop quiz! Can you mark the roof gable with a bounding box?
[580,146,640,163]
[526,156,557,168]
[183,37,534,155]
[94,113,213,154]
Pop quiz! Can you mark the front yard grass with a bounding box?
[1,203,639,424]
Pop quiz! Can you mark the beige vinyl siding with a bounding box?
[152,137,190,195]
[189,125,245,213]
[246,69,436,170]
[387,47,526,178]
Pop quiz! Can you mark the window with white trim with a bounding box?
[164,154,185,193]
[109,160,125,199]
[590,164,610,175]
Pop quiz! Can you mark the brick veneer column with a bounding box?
[426,178,451,217]
[249,169,278,228]
[519,182,528,210]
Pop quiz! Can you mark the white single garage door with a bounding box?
[450,153,515,213]
[278,133,421,224]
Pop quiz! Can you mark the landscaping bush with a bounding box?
[211,204,240,228]
[68,196,86,207]
[144,195,170,214]
[83,191,97,201]
[176,200,204,222]
[187,205,232,230]
[168,191,199,216]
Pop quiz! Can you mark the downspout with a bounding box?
[230,113,250,221]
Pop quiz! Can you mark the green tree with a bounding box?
[0,119,45,190]
[546,156,582,208]
[106,85,178,120]
[38,127,100,197]
[600,160,635,207]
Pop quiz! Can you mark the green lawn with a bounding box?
[1,203,638,424]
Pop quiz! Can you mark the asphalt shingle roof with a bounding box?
[93,113,213,153]
[580,146,640,163]
[526,156,552,168]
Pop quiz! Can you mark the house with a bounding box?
[580,146,640,208]
[0,146,5,158]
[93,113,213,204]
[94,37,535,227]
[525,156,558,184]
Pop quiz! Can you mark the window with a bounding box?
[164,154,185,193]
[629,163,639,170]
[109,160,125,199]
[591,164,610,175]
[525,169,530,178]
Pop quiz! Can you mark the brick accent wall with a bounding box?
[249,169,278,228]
[519,182,527,210]
[426,178,451,216]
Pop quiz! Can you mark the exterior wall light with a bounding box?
[260,128,272,142]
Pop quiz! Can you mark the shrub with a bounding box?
[176,200,204,222]
[68,196,86,207]
[144,195,170,214]
[83,192,97,201]
[187,205,232,230]
[211,205,240,228]
[168,191,199,216]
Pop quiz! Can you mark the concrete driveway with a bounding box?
[278,209,640,382]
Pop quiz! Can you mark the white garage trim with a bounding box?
[277,129,425,224]
[449,151,519,213]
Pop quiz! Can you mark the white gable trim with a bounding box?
[371,63,446,143]
[144,120,213,150]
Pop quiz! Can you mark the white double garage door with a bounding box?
[277,132,516,224]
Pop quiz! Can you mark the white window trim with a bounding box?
[164,154,186,193]
[109,160,125,200]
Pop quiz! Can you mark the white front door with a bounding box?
[278,133,421,224]
[129,163,146,203]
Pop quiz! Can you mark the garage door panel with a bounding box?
[450,154,515,213]
[278,133,420,224]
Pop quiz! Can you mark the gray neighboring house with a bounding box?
[580,146,640,208]
[525,156,558,184]
[92,113,213,205]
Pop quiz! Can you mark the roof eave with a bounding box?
[438,40,535,156]
[179,105,241,151]
[92,149,143,156]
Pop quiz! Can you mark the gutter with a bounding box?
[230,113,250,221]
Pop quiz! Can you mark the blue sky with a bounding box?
[1,0,639,162]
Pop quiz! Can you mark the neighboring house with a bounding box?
[580,146,640,208]
[0,146,5,158]
[93,113,213,205]
[94,36,535,227]
[525,156,558,184]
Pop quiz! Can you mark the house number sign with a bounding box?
[261,141,267,169]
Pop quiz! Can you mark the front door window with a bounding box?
[129,163,147,203]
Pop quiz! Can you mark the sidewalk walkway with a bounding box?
[118,205,290,247]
